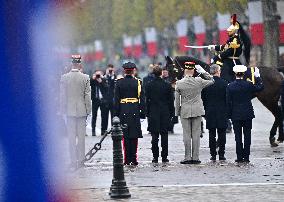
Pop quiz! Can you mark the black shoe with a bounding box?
[210,156,216,161]
[192,160,201,164]
[235,159,243,163]
[152,158,158,163]
[131,162,138,166]
[124,162,130,166]
[162,158,169,163]
[180,159,191,164]
[219,156,226,161]
[243,158,250,163]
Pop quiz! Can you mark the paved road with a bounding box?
[63,99,284,201]
[0,99,275,200]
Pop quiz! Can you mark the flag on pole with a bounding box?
[193,16,206,46]
[0,1,73,201]
[94,40,104,61]
[248,1,264,45]
[145,27,158,57]
[133,34,142,58]
[217,13,230,44]
[176,19,188,53]
[123,34,133,57]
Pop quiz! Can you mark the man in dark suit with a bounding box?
[146,65,174,163]
[114,62,146,166]
[202,64,228,161]
[162,66,178,134]
[227,65,264,163]
[143,64,155,134]
[104,64,117,128]
[90,70,108,136]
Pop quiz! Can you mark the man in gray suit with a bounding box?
[175,61,214,164]
[60,55,92,169]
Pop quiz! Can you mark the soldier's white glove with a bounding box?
[195,65,206,74]
[208,45,216,51]
[254,67,260,77]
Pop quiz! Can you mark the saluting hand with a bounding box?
[254,67,260,78]
[195,65,206,74]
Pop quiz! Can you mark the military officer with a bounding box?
[114,62,146,166]
[226,65,264,163]
[60,55,92,169]
[175,61,214,164]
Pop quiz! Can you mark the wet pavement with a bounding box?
[65,99,284,201]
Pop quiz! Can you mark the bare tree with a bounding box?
[261,0,280,67]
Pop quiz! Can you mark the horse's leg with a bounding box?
[269,105,283,146]
[257,96,280,147]
[277,107,284,142]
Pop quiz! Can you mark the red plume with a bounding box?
[231,14,237,25]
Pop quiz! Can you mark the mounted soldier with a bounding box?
[208,14,251,83]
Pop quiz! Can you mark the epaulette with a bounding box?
[134,76,141,81]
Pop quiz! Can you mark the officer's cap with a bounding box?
[122,62,136,69]
[71,54,81,64]
[233,65,247,73]
[184,61,195,70]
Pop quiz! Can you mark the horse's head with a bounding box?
[165,55,211,82]
[165,56,182,82]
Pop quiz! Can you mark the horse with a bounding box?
[165,55,284,147]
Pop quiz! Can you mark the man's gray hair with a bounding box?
[210,64,220,75]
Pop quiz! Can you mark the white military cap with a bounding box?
[233,65,247,73]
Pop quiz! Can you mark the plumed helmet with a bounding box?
[227,14,239,34]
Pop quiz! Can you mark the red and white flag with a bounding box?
[248,1,264,45]
[145,27,157,57]
[123,34,133,57]
[277,1,284,44]
[217,13,230,44]
[133,34,142,58]
[176,19,188,53]
[193,16,206,46]
[94,40,104,61]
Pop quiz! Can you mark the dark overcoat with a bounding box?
[145,77,174,133]
[226,77,264,121]
[114,75,145,138]
[202,76,228,129]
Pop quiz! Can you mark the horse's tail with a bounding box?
[238,21,251,66]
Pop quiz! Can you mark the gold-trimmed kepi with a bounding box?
[71,54,81,63]
[184,61,195,69]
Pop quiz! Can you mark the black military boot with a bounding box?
[210,156,216,161]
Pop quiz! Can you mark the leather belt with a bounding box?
[120,98,139,104]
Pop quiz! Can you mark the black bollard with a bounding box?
[109,116,131,199]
